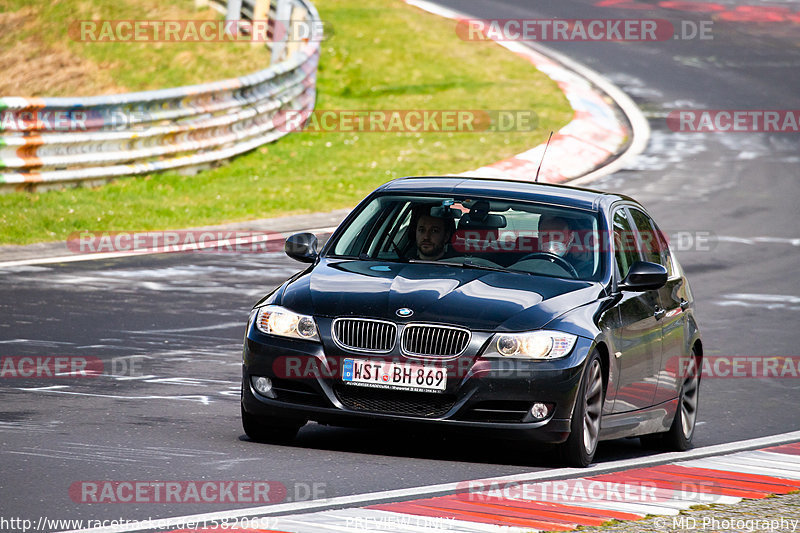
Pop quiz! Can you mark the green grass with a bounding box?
[0,0,573,245]
[0,0,268,95]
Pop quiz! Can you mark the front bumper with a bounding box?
[241,323,594,444]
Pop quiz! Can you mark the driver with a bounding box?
[411,206,456,261]
[538,214,593,277]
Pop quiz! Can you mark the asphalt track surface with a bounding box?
[1,0,799,527]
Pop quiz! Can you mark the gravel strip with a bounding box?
[569,490,800,533]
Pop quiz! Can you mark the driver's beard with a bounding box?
[419,243,445,260]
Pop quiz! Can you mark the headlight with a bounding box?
[483,330,577,359]
[254,305,320,341]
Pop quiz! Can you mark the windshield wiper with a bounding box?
[355,253,409,264]
[408,259,511,273]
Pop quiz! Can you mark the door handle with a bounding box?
[654,307,666,320]
[680,299,689,310]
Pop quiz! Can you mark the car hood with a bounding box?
[279,258,603,331]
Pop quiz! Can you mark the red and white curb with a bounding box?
[60,432,800,533]
[191,442,800,532]
[403,0,649,186]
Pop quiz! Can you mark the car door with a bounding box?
[608,207,664,413]
[629,207,689,405]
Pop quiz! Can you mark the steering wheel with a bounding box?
[517,252,579,278]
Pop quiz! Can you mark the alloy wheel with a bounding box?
[681,356,700,438]
[583,359,603,455]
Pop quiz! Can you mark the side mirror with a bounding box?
[619,261,668,291]
[285,232,318,263]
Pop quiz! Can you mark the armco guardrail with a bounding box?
[0,0,320,192]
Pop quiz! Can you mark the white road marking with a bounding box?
[58,429,800,533]
[13,386,213,405]
[3,442,228,465]
[716,301,800,310]
[716,293,800,311]
[717,236,800,246]
[0,339,74,346]
[0,420,63,433]
[4,449,140,465]
[723,293,800,304]
[124,322,243,334]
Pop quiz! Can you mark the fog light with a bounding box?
[530,402,551,420]
[252,376,276,398]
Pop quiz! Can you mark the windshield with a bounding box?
[327,194,604,281]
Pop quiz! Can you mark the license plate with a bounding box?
[342,358,447,392]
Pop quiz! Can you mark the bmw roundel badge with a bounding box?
[396,308,413,318]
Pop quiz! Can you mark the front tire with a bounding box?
[561,350,604,467]
[241,405,305,443]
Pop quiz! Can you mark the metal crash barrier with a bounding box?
[0,0,320,192]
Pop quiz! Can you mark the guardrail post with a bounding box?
[252,0,271,47]
[270,0,292,64]
[285,0,309,58]
[226,0,243,22]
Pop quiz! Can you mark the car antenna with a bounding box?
[534,131,554,183]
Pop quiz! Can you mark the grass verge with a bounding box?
[0,0,267,96]
[0,0,573,245]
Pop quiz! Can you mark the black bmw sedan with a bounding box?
[241,176,703,466]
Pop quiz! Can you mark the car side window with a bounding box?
[378,203,414,258]
[651,219,674,278]
[629,208,663,265]
[332,199,390,257]
[629,208,674,278]
[613,209,639,279]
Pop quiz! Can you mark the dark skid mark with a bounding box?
[0,411,37,422]
[682,263,730,275]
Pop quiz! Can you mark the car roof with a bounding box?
[378,176,634,212]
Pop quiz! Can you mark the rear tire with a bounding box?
[663,350,700,451]
[640,348,700,451]
[561,350,604,467]
[241,405,305,443]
